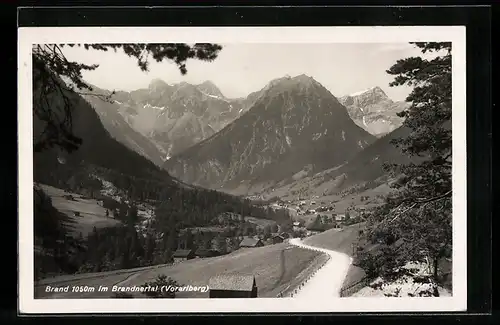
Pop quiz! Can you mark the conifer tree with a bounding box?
[360,42,452,282]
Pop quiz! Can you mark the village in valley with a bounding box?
[41,180,363,265]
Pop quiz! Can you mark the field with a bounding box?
[303,223,365,255]
[35,242,322,299]
[39,184,122,237]
[244,216,277,228]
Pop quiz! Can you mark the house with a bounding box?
[335,214,346,221]
[195,248,219,259]
[209,274,258,298]
[263,238,273,246]
[292,221,304,231]
[271,234,285,244]
[172,249,195,263]
[64,194,76,201]
[239,237,264,248]
[280,232,290,239]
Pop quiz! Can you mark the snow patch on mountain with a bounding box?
[349,86,377,97]
[340,86,408,137]
[143,103,165,110]
[199,91,223,100]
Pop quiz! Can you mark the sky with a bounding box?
[60,43,427,102]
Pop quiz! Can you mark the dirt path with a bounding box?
[288,238,352,298]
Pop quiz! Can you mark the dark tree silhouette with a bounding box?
[359,42,452,283]
[32,43,222,153]
[141,274,181,298]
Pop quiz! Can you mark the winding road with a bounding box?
[288,238,352,298]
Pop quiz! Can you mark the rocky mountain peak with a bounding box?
[197,80,225,98]
[369,86,387,96]
[293,73,315,83]
[260,74,325,100]
[148,78,170,91]
[171,82,202,99]
[164,74,375,192]
[339,86,408,137]
[345,86,388,101]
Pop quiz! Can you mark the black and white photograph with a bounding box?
[18,26,467,313]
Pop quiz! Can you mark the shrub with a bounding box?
[141,274,181,298]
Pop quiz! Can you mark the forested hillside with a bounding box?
[32,61,292,280]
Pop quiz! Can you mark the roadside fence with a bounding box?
[339,276,371,297]
[276,244,331,298]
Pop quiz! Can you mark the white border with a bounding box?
[18,26,467,314]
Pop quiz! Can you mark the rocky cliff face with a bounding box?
[339,86,409,137]
[82,89,165,167]
[90,79,247,162]
[164,74,376,193]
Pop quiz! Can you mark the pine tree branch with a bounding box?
[368,190,452,234]
[389,203,417,223]
[415,190,452,203]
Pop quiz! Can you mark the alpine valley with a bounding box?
[31,41,453,301]
[84,75,413,197]
[33,72,415,282]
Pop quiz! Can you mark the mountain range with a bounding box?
[85,79,258,165]
[163,75,376,194]
[339,86,409,137]
[33,70,259,217]
[75,75,412,197]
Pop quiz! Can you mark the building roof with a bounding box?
[239,237,262,247]
[194,248,211,257]
[195,248,219,257]
[208,274,256,291]
[173,249,194,257]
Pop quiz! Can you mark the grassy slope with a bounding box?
[39,184,122,238]
[244,216,277,228]
[303,223,365,256]
[303,223,367,290]
[35,242,322,299]
[248,126,412,205]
